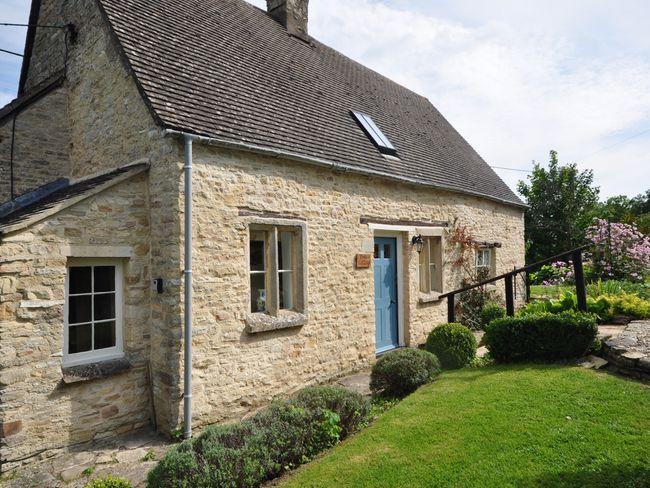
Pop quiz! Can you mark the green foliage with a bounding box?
[517,150,600,263]
[148,386,369,487]
[424,323,477,369]
[480,303,506,328]
[83,475,132,488]
[484,312,598,362]
[592,189,650,235]
[587,279,650,300]
[457,268,501,330]
[521,287,650,322]
[170,425,184,442]
[141,449,156,462]
[290,386,369,438]
[608,293,650,319]
[82,466,96,477]
[370,348,441,398]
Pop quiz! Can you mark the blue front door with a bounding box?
[374,237,399,353]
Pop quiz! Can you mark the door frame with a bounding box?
[373,230,405,350]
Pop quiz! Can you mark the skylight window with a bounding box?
[351,111,397,156]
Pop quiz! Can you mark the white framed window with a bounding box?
[249,225,304,315]
[419,236,443,294]
[63,259,124,366]
[476,248,493,276]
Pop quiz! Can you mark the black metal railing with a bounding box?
[440,245,590,322]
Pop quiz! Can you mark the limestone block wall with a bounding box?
[0,173,152,470]
[21,0,68,93]
[174,144,525,431]
[21,0,163,181]
[0,87,71,203]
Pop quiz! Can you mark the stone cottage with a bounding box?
[0,0,526,470]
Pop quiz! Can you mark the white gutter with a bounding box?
[182,134,193,439]
[162,128,527,209]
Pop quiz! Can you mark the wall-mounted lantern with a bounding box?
[411,234,424,253]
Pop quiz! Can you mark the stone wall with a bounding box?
[169,144,526,431]
[10,0,183,441]
[0,87,71,203]
[0,173,152,470]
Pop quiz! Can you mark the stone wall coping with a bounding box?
[61,357,131,384]
[245,311,308,334]
[418,292,442,304]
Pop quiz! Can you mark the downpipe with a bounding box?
[183,134,194,439]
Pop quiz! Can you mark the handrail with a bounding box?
[438,244,590,299]
[441,244,591,321]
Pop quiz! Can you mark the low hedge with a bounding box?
[370,348,441,398]
[480,303,506,328]
[148,386,368,487]
[484,312,598,362]
[424,323,477,369]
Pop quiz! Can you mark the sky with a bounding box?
[1,0,649,199]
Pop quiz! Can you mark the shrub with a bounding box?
[83,476,132,488]
[484,312,598,362]
[480,303,506,328]
[290,386,369,438]
[587,279,650,300]
[609,293,650,319]
[424,323,477,369]
[148,386,369,487]
[370,348,440,398]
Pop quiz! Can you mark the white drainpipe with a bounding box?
[183,134,194,439]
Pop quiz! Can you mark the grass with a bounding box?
[281,365,650,488]
[530,284,574,299]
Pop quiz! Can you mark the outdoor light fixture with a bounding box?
[411,234,424,253]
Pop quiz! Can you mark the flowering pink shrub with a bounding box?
[586,219,650,282]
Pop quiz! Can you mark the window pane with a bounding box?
[278,232,293,271]
[94,293,116,321]
[374,244,379,259]
[69,267,91,294]
[429,264,437,292]
[279,271,293,310]
[419,241,429,293]
[69,295,92,324]
[69,324,92,353]
[250,236,265,272]
[383,244,391,259]
[94,266,115,292]
[94,321,116,350]
[251,273,266,312]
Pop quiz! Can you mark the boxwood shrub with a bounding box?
[480,302,507,328]
[424,323,477,369]
[370,348,441,398]
[484,311,598,362]
[147,386,369,487]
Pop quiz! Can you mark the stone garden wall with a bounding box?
[0,173,152,471]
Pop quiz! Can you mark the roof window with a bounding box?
[351,111,397,156]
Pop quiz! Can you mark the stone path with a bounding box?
[602,320,650,380]
[2,429,171,488]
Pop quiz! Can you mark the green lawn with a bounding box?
[530,284,575,298]
[281,365,650,488]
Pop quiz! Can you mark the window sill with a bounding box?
[245,310,308,334]
[61,357,131,384]
[419,292,442,304]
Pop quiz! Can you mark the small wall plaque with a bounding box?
[356,253,372,269]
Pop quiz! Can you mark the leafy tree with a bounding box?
[592,189,650,235]
[517,150,600,263]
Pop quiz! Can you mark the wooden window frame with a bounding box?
[248,224,305,317]
[419,236,443,294]
[63,258,124,367]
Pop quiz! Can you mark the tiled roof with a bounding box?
[0,164,148,232]
[97,0,524,207]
